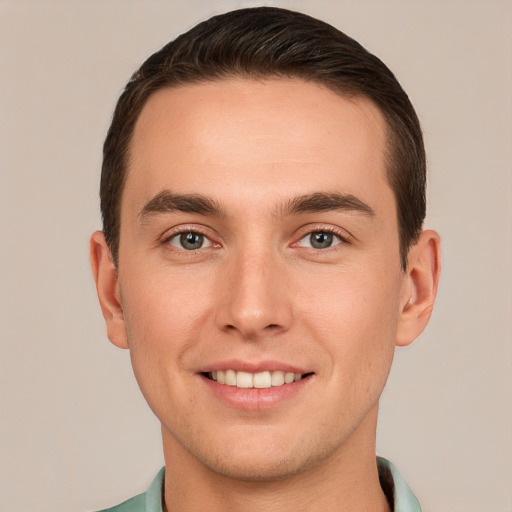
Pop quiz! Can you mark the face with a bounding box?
[111,78,411,480]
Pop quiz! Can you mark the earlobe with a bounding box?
[89,231,129,349]
[396,230,441,347]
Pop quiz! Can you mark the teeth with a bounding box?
[225,369,237,386]
[271,371,285,386]
[253,371,271,388]
[284,372,295,384]
[211,370,304,389]
[236,371,253,388]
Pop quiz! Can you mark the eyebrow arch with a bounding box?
[282,192,375,217]
[139,190,224,221]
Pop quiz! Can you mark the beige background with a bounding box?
[1,1,511,511]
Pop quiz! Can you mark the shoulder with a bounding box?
[93,467,165,512]
[377,457,422,512]
[96,493,146,512]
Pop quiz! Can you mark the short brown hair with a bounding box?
[101,7,425,269]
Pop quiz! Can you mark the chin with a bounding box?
[200,450,314,483]
[180,425,346,483]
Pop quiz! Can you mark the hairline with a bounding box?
[112,74,412,270]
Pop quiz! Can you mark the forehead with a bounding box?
[125,78,391,213]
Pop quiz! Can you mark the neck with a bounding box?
[162,405,390,512]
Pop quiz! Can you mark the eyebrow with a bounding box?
[138,190,375,222]
[139,190,224,221]
[281,192,375,218]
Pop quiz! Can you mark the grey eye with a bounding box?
[297,230,342,249]
[181,232,203,250]
[170,232,210,250]
[310,232,334,249]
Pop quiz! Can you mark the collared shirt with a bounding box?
[96,457,421,512]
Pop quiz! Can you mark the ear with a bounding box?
[396,229,441,347]
[89,231,129,349]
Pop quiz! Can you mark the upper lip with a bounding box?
[198,359,310,374]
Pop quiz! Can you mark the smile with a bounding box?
[205,370,312,389]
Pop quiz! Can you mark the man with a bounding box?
[90,7,440,512]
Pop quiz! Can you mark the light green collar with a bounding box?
[99,458,420,511]
[377,457,422,512]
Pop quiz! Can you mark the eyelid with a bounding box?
[292,224,353,248]
[169,232,213,249]
[160,224,220,248]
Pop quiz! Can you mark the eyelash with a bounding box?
[160,225,352,253]
[294,225,352,250]
[161,226,217,253]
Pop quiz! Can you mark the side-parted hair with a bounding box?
[101,7,425,269]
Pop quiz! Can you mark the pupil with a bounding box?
[180,232,203,250]
[311,232,332,249]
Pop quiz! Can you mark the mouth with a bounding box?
[202,370,314,389]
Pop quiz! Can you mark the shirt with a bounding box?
[96,457,421,512]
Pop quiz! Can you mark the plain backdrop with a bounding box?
[1,1,511,511]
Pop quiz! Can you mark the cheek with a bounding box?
[118,269,208,389]
[298,264,401,377]
[122,265,213,341]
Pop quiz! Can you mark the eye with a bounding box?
[168,231,212,250]
[298,230,343,249]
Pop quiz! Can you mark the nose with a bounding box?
[214,247,293,340]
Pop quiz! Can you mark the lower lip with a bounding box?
[200,374,312,410]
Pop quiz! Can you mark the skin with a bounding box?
[91,78,440,512]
